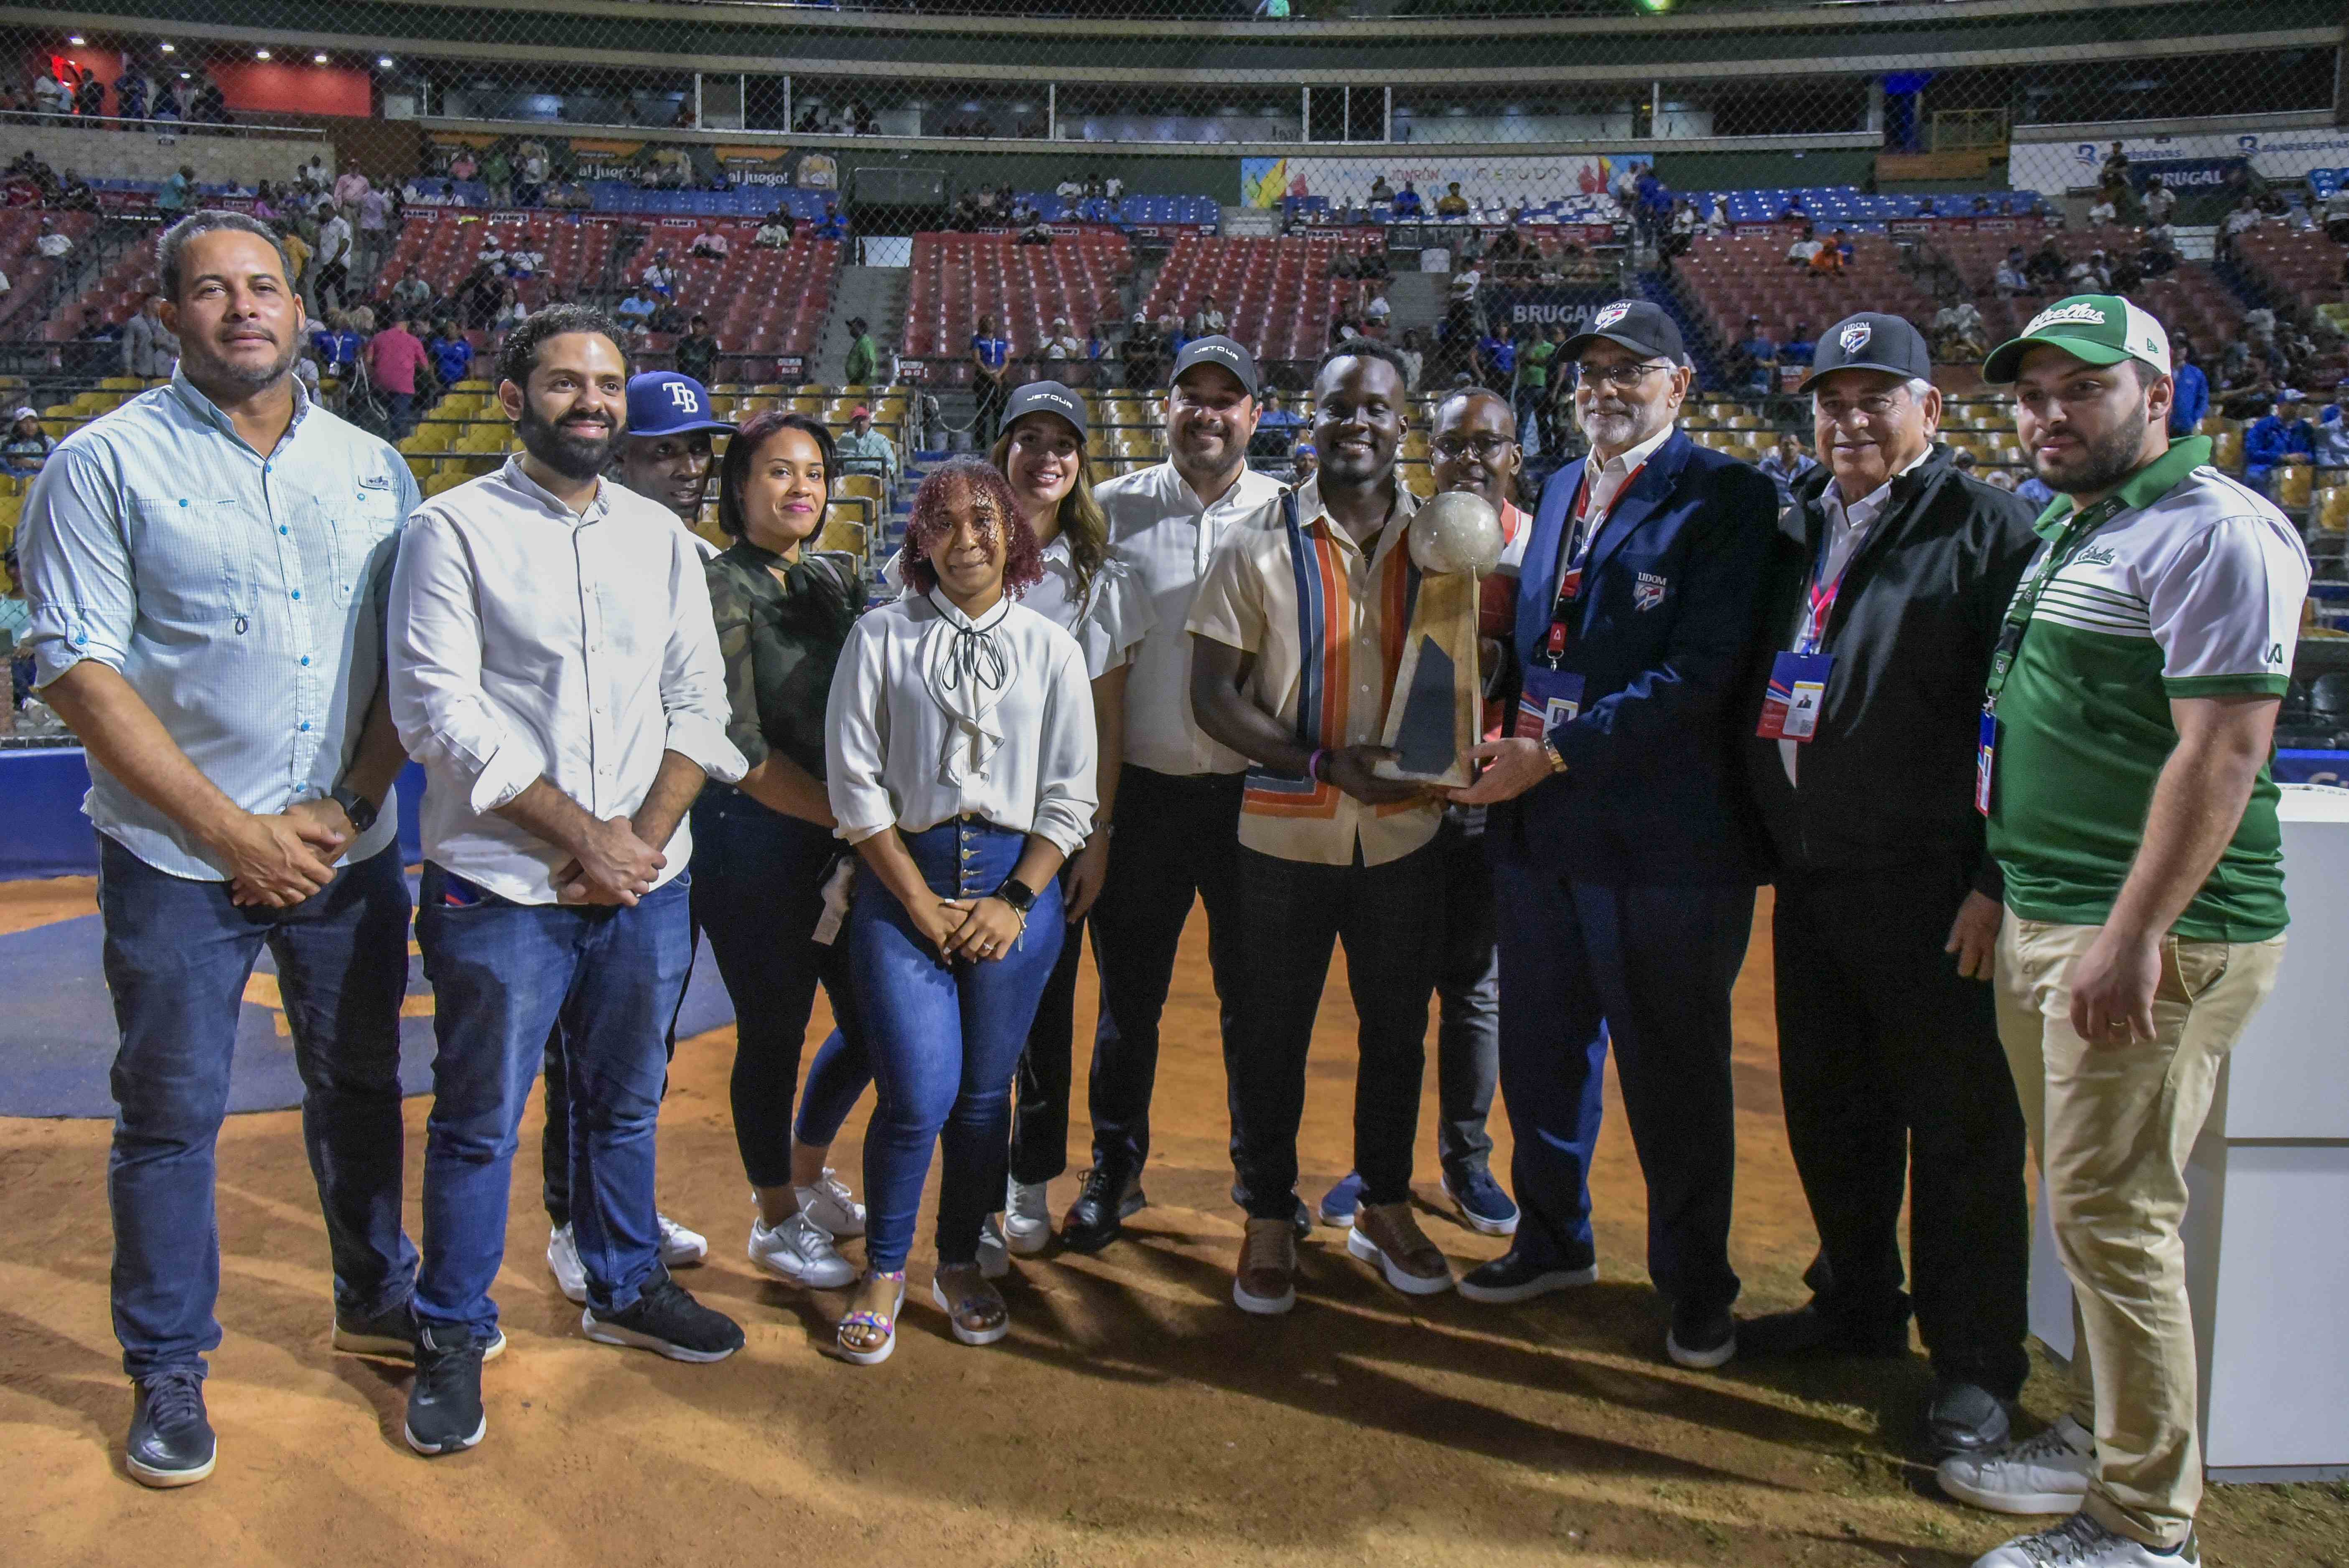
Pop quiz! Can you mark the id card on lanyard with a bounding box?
[1756,534,1850,743]
[1975,501,2116,815]
[1519,462,1636,742]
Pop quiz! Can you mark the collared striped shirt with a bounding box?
[1186,477,1439,868]
[18,372,416,879]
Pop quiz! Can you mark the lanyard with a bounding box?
[1983,499,2120,706]
[1795,501,1876,655]
[1542,458,1648,664]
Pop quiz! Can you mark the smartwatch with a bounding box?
[330,785,380,833]
[993,877,1038,914]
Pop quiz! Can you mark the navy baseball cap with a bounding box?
[1170,334,1260,398]
[1798,312,1933,393]
[625,371,734,439]
[1002,381,1089,440]
[1561,299,1687,369]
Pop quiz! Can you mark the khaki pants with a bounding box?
[1994,917,2285,1549]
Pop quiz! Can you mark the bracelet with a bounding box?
[1306,748,1328,783]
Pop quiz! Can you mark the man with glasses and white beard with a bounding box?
[1445,299,1776,1370]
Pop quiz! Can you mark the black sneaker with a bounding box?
[403,1324,487,1456]
[333,1300,511,1365]
[1926,1378,2014,1456]
[127,1368,216,1488]
[1667,1303,1738,1369]
[1458,1248,1599,1304]
[1060,1166,1147,1255]
[582,1266,744,1362]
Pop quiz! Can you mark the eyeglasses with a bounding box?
[1575,361,1674,391]
[1431,433,1517,460]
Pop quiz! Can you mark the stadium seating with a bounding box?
[0,212,102,339]
[898,232,1133,378]
[1134,232,1387,365]
[1693,186,2045,226]
[1672,229,1935,351]
[2233,226,2349,322]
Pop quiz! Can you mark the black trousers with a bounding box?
[974,374,1008,447]
[1083,767,1245,1181]
[1773,860,2030,1397]
[1008,884,1088,1186]
[1228,840,1441,1220]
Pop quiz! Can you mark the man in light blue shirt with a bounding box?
[19,211,423,1489]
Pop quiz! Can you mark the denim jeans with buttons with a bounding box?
[99,836,416,1378]
[850,821,1064,1274]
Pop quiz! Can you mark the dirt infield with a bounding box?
[4,883,2344,1568]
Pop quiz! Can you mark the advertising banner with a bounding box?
[1479,283,1624,333]
[1242,152,1650,210]
[2011,126,2349,196]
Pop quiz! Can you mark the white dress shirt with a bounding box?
[1546,423,1675,602]
[1778,447,1929,785]
[1096,458,1288,776]
[388,457,745,904]
[825,591,1098,856]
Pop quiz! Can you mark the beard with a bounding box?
[517,402,617,481]
[200,329,299,395]
[2034,403,2149,496]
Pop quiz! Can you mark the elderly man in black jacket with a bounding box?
[1738,313,2043,1456]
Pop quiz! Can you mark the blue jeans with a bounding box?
[689,787,873,1188]
[850,821,1065,1273]
[413,866,693,1334]
[98,835,415,1378]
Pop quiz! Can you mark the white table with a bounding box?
[2028,784,2349,1483]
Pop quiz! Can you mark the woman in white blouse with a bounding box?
[824,458,1098,1363]
[980,383,1154,1267]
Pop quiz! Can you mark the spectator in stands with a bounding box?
[149,79,182,123]
[2086,192,2119,229]
[1041,316,1084,363]
[1756,428,1813,507]
[121,293,177,380]
[332,160,369,210]
[189,71,226,125]
[661,314,715,386]
[2138,179,2176,229]
[1392,182,1424,219]
[2108,246,2144,296]
[389,268,432,325]
[308,310,359,384]
[1995,247,2035,298]
[364,315,428,438]
[492,284,529,342]
[429,318,474,390]
[1054,174,1084,204]
[34,217,72,261]
[616,289,656,328]
[2243,393,2315,497]
[1811,229,1851,277]
[1787,224,1824,269]
[2018,238,2062,292]
[1122,314,1162,389]
[1251,389,1306,459]
[1778,321,1817,369]
[2219,194,2263,260]
[314,201,353,312]
[1085,321,1113,373]
[1436,182,1471,219]
[1473,325,1514,396]
[815,201,848,242]
[837,404,897,483]
[1364,283,1392,327]
[648,298,687,336]
[755,208,794,248]
[3,407,53,476]
[641,251,677,299]
[1393,327,1426,393]
[972,312,1014,445]
[155,164,193,220]
[1196,303,1229,337]
[1931,298,1988,362]
[31,66,69,123]
[690,228,730,261]
[117,69,147,124]
[2066,249,2112,292]
[355,183,392,286]
[74,67,104,122]
[2168,339,2210,439]
[1161,310,1189,356]
[1018,215,1053,247]
[2311,384,2349,470]
[1737,316,1781,396]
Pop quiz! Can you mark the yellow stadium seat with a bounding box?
[838,474,886,510]
[2316,487,2349,532]
[2209,429,2244,471]
[819,515,870,559]
[2277,463,2314,509]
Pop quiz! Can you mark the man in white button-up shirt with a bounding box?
[1061,335,1285,1253]
[23,211,420,1489]
[388,306,748,1456]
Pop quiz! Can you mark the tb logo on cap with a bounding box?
[667,383,702,413]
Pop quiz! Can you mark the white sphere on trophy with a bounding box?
[1407,490,1504,577]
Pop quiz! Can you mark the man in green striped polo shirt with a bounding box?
[1938,295,2308,1568]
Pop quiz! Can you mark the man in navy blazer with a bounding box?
[1444,298,1776,1368]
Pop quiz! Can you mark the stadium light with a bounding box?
[377,56,394,69]
[255,48,271,59]
[314,52,329,64]
[160,42,174,53]
[69,35,86,46]
[1634,0,1675,11]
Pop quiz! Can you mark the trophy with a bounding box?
[1375,490,1504,787]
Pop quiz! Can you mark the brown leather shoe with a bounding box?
[1348,1201,1453,1296]
[1232,1217,1297,1315]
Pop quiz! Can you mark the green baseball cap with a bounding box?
[1982,293,2173,386]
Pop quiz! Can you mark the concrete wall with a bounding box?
[11,122,331,191]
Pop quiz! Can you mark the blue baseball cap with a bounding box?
[625,371,734,439]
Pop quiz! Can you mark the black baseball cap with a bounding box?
[1170,334,1260,398]
[1797,312,1932,393]
[1561,299,1687,369]
[1001,380,1089,440]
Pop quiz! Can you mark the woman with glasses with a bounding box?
[825,459,1098,1363]
[694,410,878,1296]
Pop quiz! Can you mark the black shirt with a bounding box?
[705,541,861,782]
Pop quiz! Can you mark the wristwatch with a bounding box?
[1540,738,1568,776]
[329,785,380,833]
[993,877,1038,914]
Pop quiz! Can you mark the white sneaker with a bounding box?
[1003,1178,1053,1254]
[656,1212,707,1267]
[546,1223,588,1305]
[747,1212,857,1289]
[795,1170,865,1239]
[1939,1414,2097,1516]
[976,1215,1011,1279]
[1970,1515,2196,1568]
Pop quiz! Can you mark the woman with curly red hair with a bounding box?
[822,458,1098,1363]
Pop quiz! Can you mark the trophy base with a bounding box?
[1371,757,1472,789]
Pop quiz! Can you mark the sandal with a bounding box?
[931,1264,1010,1347]
[832,1270,906,1366]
